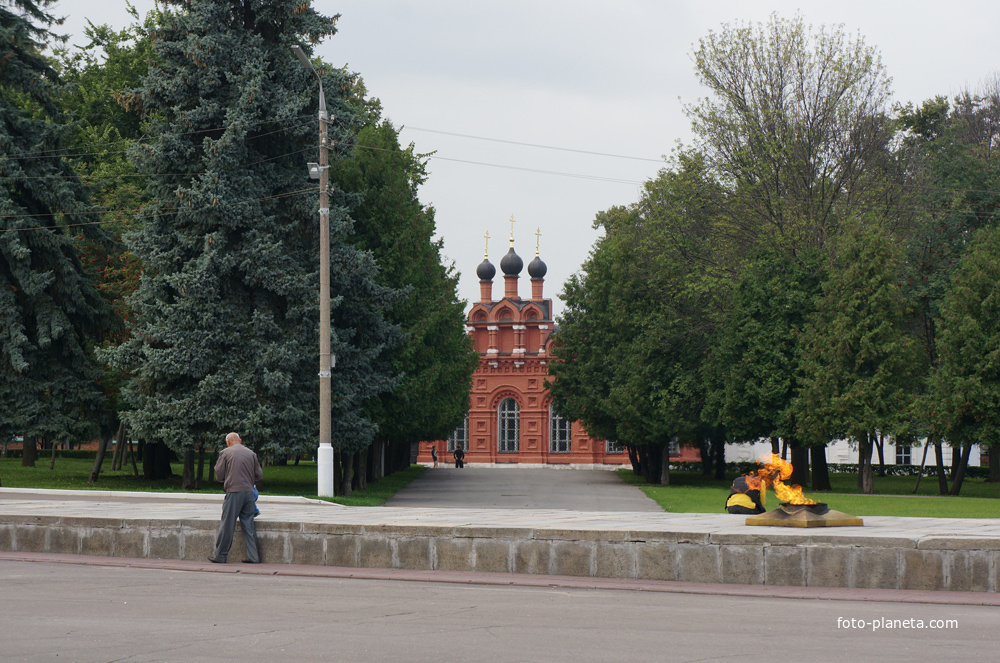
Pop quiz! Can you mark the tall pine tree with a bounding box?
[106,0,398,478]
[0,0,116,464]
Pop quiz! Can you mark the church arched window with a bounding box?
[498,398,519,453]
[549,405,571,453]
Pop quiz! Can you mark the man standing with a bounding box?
[209,432,262,564]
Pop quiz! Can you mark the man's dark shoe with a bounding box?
[207,556,224,564]
[242,559,260,564]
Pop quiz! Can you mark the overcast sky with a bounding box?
[56,1,1000,314]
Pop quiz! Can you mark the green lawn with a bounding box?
[0,457,425,507]
[618,469,1000,519]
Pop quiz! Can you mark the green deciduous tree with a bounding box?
[687,12,897,254]
[332,119,477,485]
[794,220,916,493]
[0,0,117,466]
[923,226,1000,495]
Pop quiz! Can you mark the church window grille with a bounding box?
[549,406,571,453]
[498,398,520,453]
[448,414,469,453]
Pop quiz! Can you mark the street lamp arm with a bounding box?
[290,44,326,114]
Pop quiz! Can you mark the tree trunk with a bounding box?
[712,432,726,480]
[989,445,1000,483]
[788,440,809,488]
[950,443,963,481]
[341,453,354,497]
[627,445,640,474]
[875,432,886,477]
[934,441,948,495]
[21,437,37,468]
[208,448,217,484]
[49,438,58,470]
[88,422,122,483]
[770,437,780,456]
[353,448,368,492]
[912,441,931,494]
[181,448,195,490]
[334,449,342,495]
[858,433,874,494]
[142,441,172,480]
[696,433,712,476]
[948,443,973,496]
[196,446,205,490]
[660,442,671,487]
[111,430,123,471]
[781,438,788,461]
[128,440,139,478]
[810,444,831,491]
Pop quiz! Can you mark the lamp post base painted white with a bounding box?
[317,442,334,497]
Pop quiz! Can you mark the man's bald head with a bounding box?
[225,432,241,447]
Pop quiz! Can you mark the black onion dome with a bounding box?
[476,258,496,281]
[500,247,523,276]
[527,255,547,279]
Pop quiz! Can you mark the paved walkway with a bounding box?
[384,467,662,511]
[2,485,999,541]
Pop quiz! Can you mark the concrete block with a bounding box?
[253,530,282,564]
[901,549,944,591]
[113,528,145,558]
[513,539,550,575]
[918,537,1000,551]
[47,527,80,554]
[182,529,217,561]
[676,543,720,584]
[288,534,324,566]
[15,525,46,553]
[358,536,392,569]
[595,541,633,579]
[851,547,899,589]
[636,542,675,581]
[473,539,511,573]
[80,528,114,556]
[326,534,358,567]
[806,546,851,588]
[0,524,13,551]
[148,530,181,560]
[945,550,991,592]
[764,545,805,586]
[395,537,433,571]
[550,540,593,577]
[434,537,473,572]
[720,545,763,585]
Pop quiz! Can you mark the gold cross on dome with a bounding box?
[508,214,516,247]
[535,227,542,256]
[483,230,490,259]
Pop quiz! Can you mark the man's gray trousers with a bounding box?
[212,490,259,563]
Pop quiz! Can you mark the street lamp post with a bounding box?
[292,45,334,497]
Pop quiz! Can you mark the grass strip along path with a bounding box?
[619,470,1000,519]
[0,457,425,507]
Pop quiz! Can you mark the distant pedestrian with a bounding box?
[431,445,438,468]
[454,444,465,469]
[209,432,262,564]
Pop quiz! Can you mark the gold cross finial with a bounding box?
[535,227,542,256]
[508,214,516,248]
[483,230,490,259]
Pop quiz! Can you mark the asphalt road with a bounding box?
[385,467,663,511]
[3,561,995,663]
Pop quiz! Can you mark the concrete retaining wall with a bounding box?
[1,514,997,592]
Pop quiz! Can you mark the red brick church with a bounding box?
[417,227,631,467]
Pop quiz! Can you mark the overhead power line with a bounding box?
[405,126,666,163]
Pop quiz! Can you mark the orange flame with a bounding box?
[751,453,816,505]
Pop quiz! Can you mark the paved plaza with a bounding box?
[1,469,1000,596]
